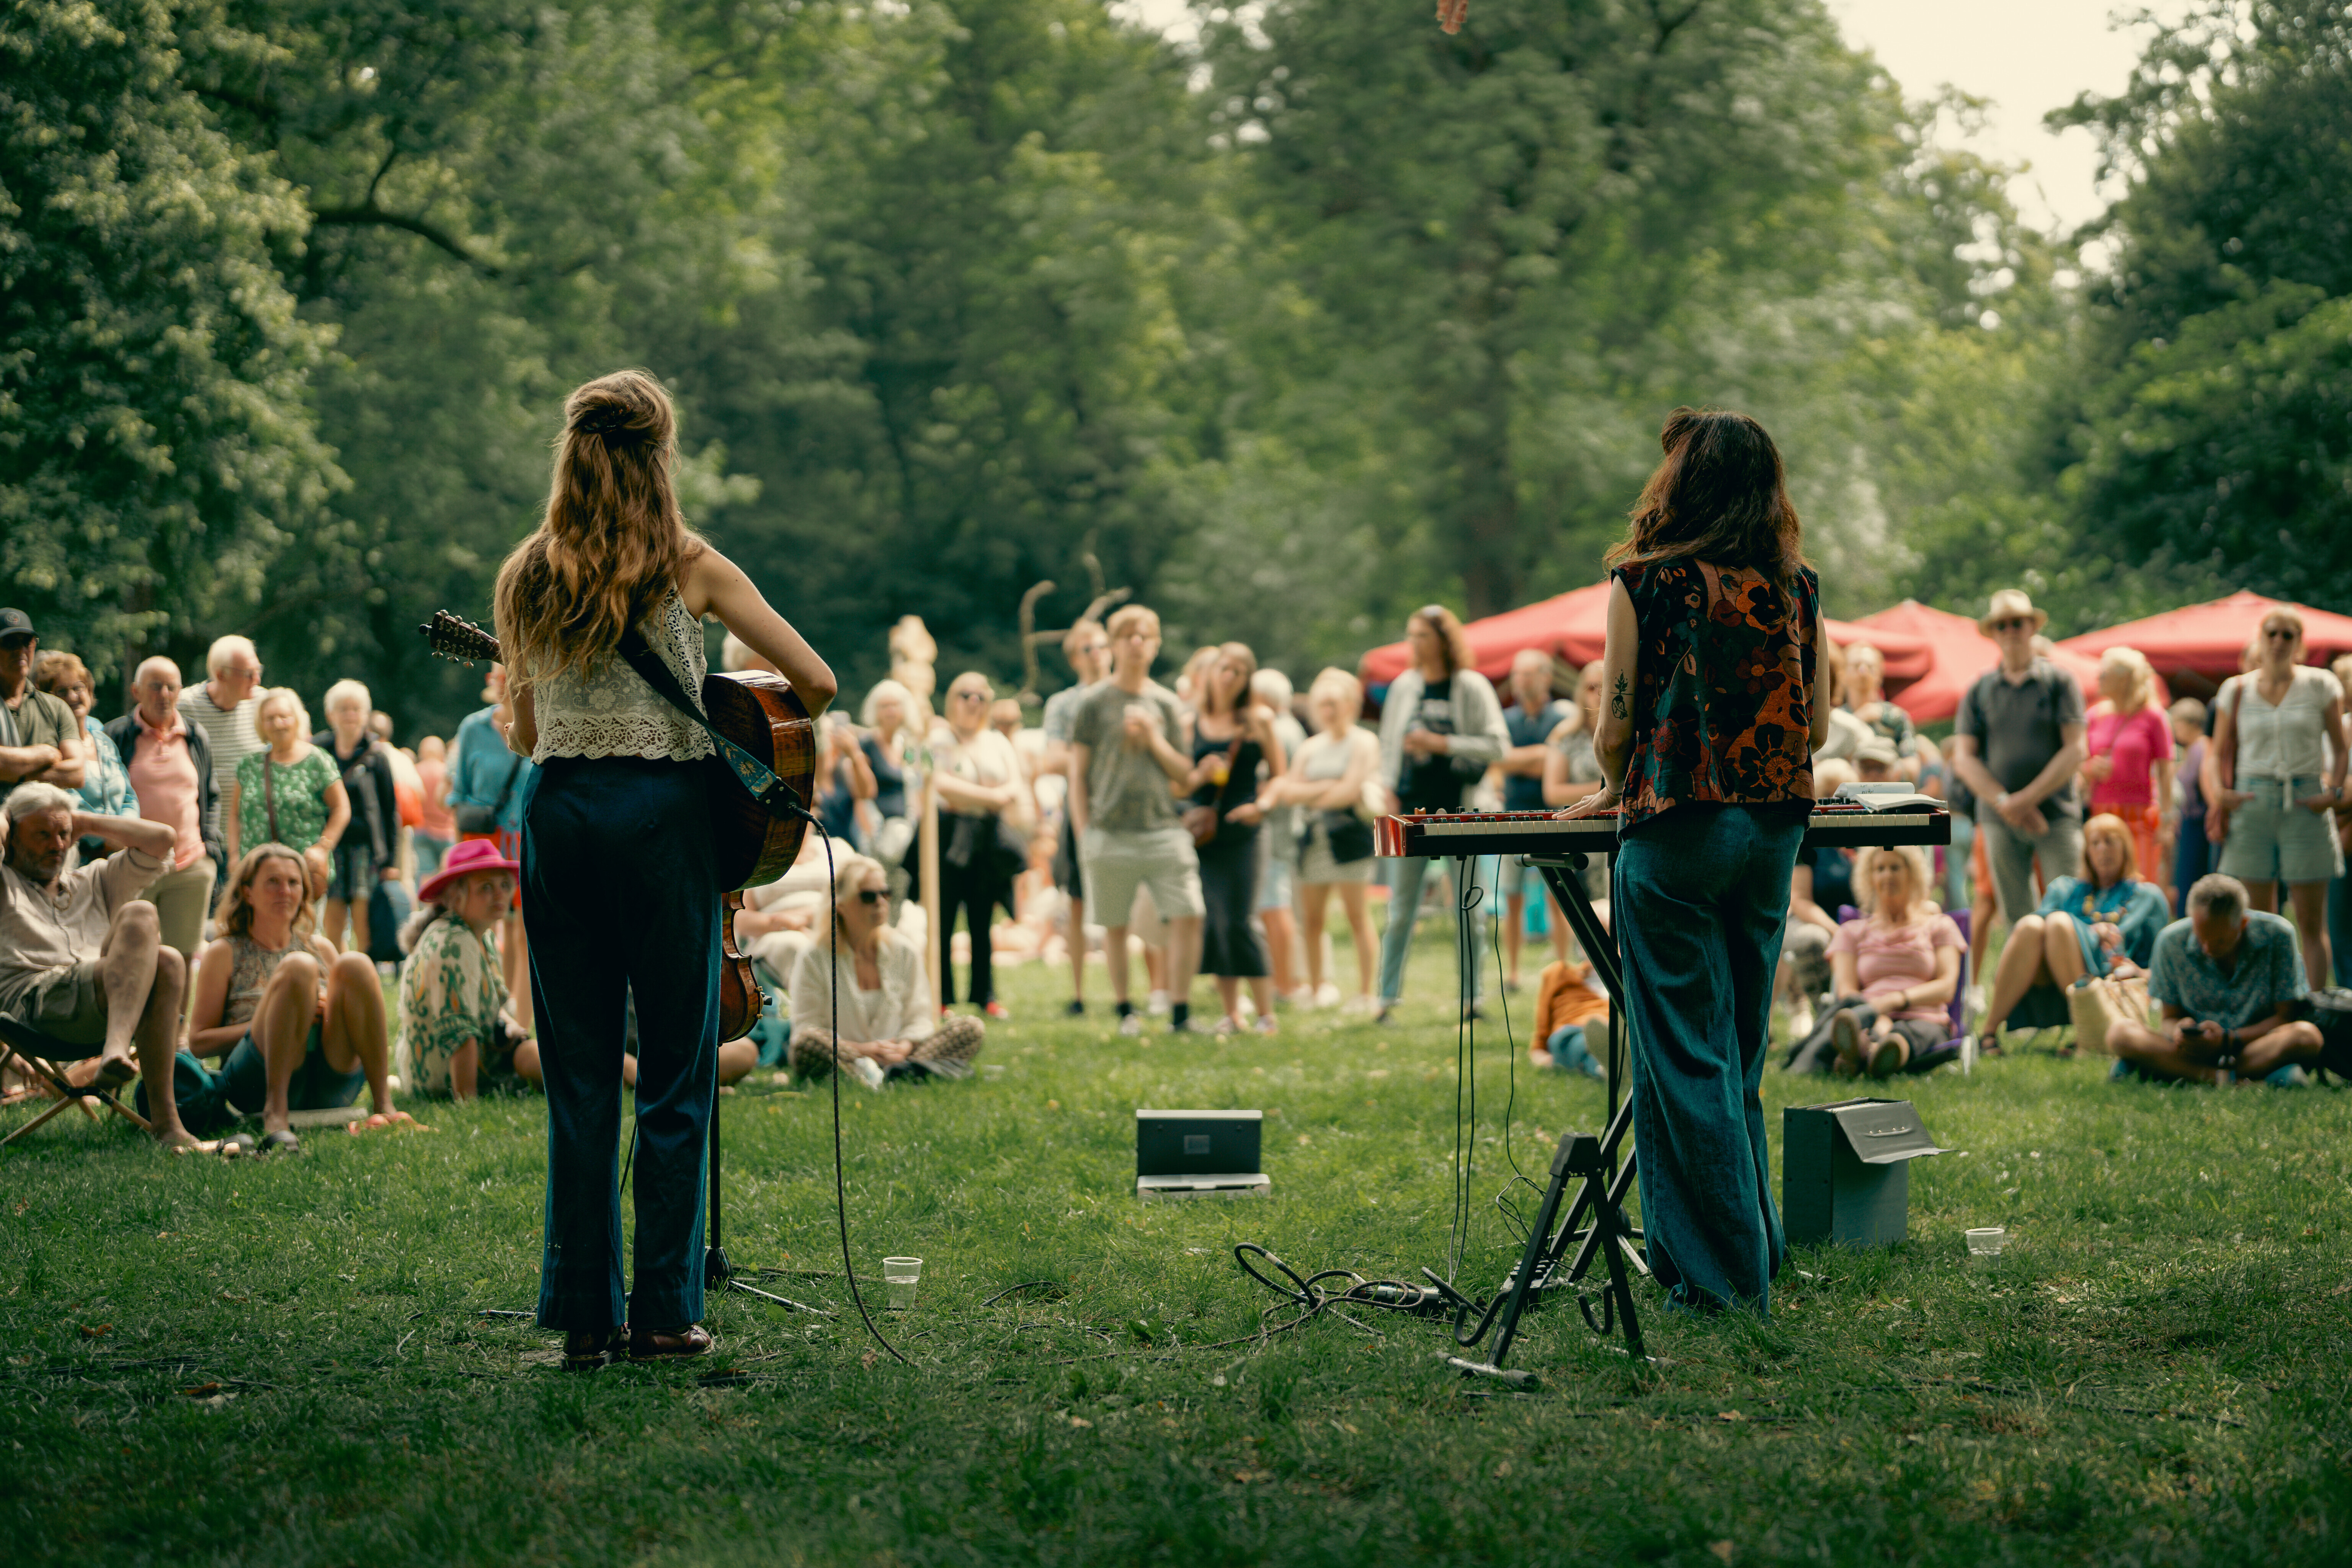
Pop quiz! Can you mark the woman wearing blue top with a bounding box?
[1975,812,2169,1052]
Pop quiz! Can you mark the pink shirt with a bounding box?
[416,757,454,836]
[2087,705,2174,809]
[127,710,204,870]
[1828,913,1962,1021]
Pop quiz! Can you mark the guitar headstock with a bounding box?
[418,610,501,666]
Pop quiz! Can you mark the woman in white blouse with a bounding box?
[2206,606,2349,987]
[790,853,985,1087]
[927,671,1036,1019]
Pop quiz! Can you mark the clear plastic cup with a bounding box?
[882,1257,923,1310]
[1965,1227,2006,1260]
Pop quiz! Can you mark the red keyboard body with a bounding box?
[1374,802,1950,859]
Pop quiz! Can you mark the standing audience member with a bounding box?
[1069,605,1204,1036]
[1542,661,1612,903]
[1496,648,1572,990]
[0,784,206,1146]
[413,735,456,882]
[103,658,223,959]
[815,712,877,852]
[0,609,86,804]
[1250,666,1309,1006]
[1841,643,1918,779]
[447,668,533,1028]
[930,671,1033,1019]
[1374,604,1509,1022]
[1951,589,2087,937]
[2082,647,2173,892]
[1782,846,1960,1079]
[1187,643,1286,1034]
[1973,812,2170,1053]
[790,854,984,1087]
[235,689,351,905]
[2334,655,2352,988]
[1039,625,1108,1014]
[315,679,402,956]
[1260,668,1381,1010]
[858,678,920,886]
[176,634,265,864]
[187,844,403,1148]
[2206,608,2347,990]
[2167,697,2212,911]
[399,838,540,1098]
[34,652,135,827]
[2108,873,2328,1085]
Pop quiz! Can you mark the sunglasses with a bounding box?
[853,888,887,905]
[952,689,989,701]
[1990,617,2034,632]
[2264,627,2299,640]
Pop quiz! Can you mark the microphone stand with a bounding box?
[704,1075,832,1317]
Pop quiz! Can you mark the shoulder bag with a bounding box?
[1182,729,1246,847]
[455,745,523,836]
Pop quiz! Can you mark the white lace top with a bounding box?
[525,590,717,764]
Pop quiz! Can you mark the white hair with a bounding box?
[2187,873,2247,923]
[322,678,371,717]
[720,633,755,673]
[133,655,180,688]
[205,634,258,677]
[1251,666,1295,710]
[254,686,311,735]
[860,678,915,728]
[2,781,78,835]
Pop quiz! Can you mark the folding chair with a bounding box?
[0,1011,150,1148]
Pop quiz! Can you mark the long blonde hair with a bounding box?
[494,370,701,689]
[2098,647,2154,715]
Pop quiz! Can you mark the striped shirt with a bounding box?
[176,683,263,840]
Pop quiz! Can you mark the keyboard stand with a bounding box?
[1438,849,1651,1381]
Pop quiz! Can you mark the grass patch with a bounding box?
[4,926,2351,1564]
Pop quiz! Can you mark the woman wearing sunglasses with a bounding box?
[2206,607,2348,989]
[789,853,984,1087]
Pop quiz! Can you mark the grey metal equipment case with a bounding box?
[1781,1098,1950,1247]
[1134,1109,1268,1200]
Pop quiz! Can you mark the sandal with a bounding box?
[562,1327,625,1373]
[259,1129,301,1155]
[628,1324,713,1363]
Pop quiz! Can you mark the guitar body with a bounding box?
[419,611,815,1041]
[699,670,816,891]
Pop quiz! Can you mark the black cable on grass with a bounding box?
[1447,869,1488,1281]
[980,1281,1066,1309]
[814,822,908,1366]
[1488,884,1544,1243]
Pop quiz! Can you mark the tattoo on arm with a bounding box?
[1610,674,1629,721]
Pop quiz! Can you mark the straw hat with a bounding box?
[1978,589,2049,636]
[418,836,521,904]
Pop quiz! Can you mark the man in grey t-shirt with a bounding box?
[1069,605,1204,1034]
[1952,590,2086,927]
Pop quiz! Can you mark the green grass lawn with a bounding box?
[5,924,2351,1566]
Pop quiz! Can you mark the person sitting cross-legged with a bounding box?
[399,838,540,1099]
[2107,872,2328,1086]
[1973,811,2171,1055]
[0,783,209,1147]
[187,843,405,1150]
[788,853,983,1088]
[1783,844,1962,1078]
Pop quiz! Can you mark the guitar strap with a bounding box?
[612,630,814,824]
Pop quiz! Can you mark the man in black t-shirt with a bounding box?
[1951,591,2087,928]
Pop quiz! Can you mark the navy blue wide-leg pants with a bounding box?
[1613,803,1804,1315]
[523,756,721,1333]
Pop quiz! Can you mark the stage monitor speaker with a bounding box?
[1135,1109,1267,1200]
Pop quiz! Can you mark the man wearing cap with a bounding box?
[1952,590,2087,936]
[0,609,88,805]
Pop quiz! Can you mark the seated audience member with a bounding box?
[0,783,207,1147]
[789,854,983,1088]
[1530,947,1613,1078]
[399,838,539,1098]
[1974,812,2170,1055]
[187,843,404,1148]
[1854,735,1901,783]
[1776,869,1839,1040]
[2109,872,2328,1085]
[1785,845,1962,1078]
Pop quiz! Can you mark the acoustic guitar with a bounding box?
[419,610,817,1042]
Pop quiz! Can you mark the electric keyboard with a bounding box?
[1374,800,1950,859]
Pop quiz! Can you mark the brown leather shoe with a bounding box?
[628,1323,713,1363]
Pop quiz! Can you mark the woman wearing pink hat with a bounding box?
[399,838,536,1098]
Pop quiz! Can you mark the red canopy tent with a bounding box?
[1851,600,2156,724]
[1359,583,1933,692]
[2054,591,2352,689]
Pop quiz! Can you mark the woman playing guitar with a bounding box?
[496,370,836,1370]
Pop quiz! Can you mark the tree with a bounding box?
[0,0,338,683]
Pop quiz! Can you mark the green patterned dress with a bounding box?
[399,915,509,1094]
